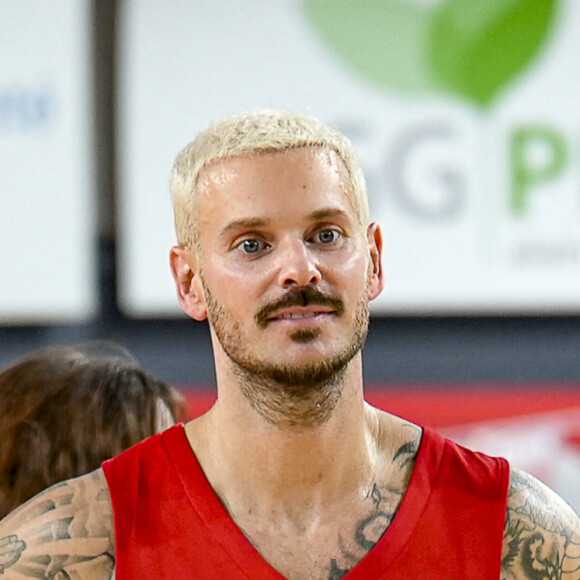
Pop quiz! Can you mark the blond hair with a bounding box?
[171,109,369,249]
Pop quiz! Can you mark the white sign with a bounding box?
[0,0,95,322]
[117,0,580,316]
[444,408,580,514]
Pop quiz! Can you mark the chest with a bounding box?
[106,425,509,579]
[230,491,403,580]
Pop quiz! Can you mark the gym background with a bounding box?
[2,1,580,508]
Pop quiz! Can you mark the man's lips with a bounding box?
[266,306,335,322]
[255,288,344,327]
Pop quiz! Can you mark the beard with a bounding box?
[203,282,370,428]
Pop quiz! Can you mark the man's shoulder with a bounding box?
[0,468,115,579]
[501,466,580,579]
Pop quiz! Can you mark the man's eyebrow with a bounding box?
[308,207,350,221]
[219,209,349,237]
[219,217,270,237]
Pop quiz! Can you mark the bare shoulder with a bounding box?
[0,468,115,579]
[501,466,580,579]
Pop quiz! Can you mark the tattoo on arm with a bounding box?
[501,468,580,580]
[0,535,25,571]
[0,469,115,579]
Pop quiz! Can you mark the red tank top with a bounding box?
[103,423,509,579]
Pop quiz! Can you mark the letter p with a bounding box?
[511,126,567,215]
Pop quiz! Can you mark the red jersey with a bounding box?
[103,423,509,579]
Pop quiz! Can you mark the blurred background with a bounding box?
[2,0,580,507]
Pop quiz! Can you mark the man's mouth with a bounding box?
[268,307,335,322]
[277,312,323,320]
[255,288,344,327]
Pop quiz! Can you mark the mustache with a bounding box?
[255,287,344,327]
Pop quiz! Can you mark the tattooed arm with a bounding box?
[501,467,580,580]
[0,468,115,579]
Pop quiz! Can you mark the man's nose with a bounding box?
[275,239,322,288]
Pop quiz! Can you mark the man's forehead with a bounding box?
[197,158,242,190]
[197,146,347,193]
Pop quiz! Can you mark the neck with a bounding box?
[231,355,349,430]
[187,354,377,509]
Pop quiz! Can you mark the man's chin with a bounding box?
[234,353,351,389]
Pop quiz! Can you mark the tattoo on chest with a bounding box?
[329,485,395,578]
[329,558,351,579]
[328,436,420,578]
[393,439,420,468]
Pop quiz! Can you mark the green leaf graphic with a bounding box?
[429,0,558,106]
[302,0,559,107]
[302,0,441,93]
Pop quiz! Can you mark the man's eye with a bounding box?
[238,239,265,254]
[315,229,341,244]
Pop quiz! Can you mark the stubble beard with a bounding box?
[203,283,370,429]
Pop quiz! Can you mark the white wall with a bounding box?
[0,0,96,323]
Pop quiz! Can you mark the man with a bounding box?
[1,110,579,578]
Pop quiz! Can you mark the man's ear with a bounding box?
[169,246,208,321]
[366,222,384,301]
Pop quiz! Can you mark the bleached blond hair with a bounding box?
[170,109,369,249]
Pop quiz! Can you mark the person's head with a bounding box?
[171,109,370,252]
[170,110,383,426]
[0,344,190,518]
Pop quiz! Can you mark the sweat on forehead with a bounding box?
[170,110,369,249]
[197,147,349,194]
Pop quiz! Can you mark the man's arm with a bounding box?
[501,467,580,579]
[0,468,115,579]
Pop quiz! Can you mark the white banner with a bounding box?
[0,0,95,323]
[117,0,580,316]
[444,408,580,514]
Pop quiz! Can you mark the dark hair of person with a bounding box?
[0,344,190,518]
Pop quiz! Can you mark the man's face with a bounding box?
[181,147,382,387]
